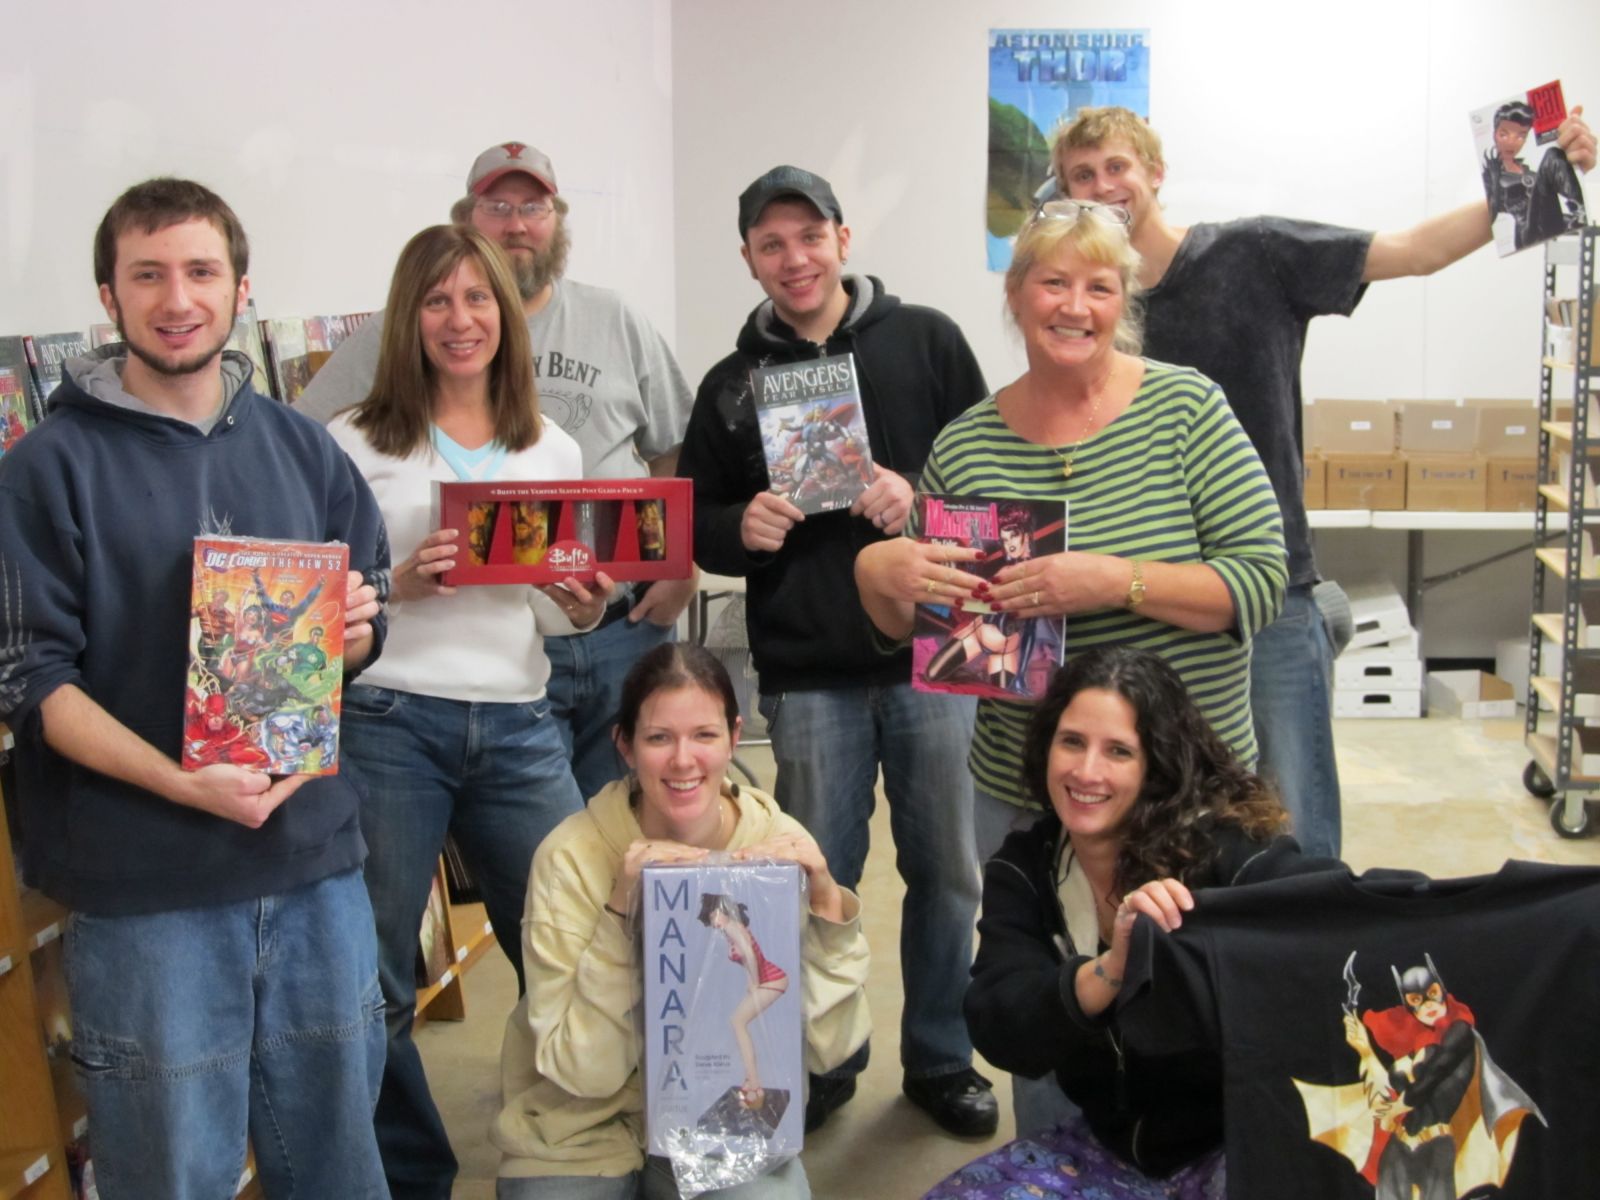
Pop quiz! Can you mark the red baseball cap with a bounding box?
[467,141,559,196]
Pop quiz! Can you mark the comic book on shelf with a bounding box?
[749,352,874,515]
[0,356,35,458]
[230,300,273,397]
[24,330,89,419]
[263,317,314,405]
[910,494,1066,701]
[1470,79,1588,257]
[641,860,804,1190]
[0,337,39,426]
[416,871,454,987]
[183,536,348,775]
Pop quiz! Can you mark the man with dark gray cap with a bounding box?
[678,165,996,1138]
[297,141,695,1200]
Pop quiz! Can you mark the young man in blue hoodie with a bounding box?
[0,178,391,1198]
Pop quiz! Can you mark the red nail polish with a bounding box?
[988,602,1003,612]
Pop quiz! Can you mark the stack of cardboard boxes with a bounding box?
[1333,582,1423,718]
[1303,399,1540,511]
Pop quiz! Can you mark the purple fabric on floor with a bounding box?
[920,1116,1225,1200]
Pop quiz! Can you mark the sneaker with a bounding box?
[902,1068,999,1138]
[803,1073,857,1133]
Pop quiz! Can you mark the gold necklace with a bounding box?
[1052,362,1117,479]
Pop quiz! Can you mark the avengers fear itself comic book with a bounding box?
[912,495,1066,701]
[750,352,874,515]
[183,536,348,775]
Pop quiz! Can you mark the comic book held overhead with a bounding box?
[911,494,1066,701]
[642,860,804,1196]
[1470,79,1588,257]
[750,353,874,515]
[183,536,348,775]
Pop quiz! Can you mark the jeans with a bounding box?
[973,786,1082,1139]
[63,869,386,1200]
[343,685,586,1200]
[759,684,978,1078]
[546,611,676,799]
[496,1155,809,1199]
[1249,583,1342,859]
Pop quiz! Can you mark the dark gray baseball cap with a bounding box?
[737,165,842,238]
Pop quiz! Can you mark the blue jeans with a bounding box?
[759,684,978,1078]
[546,612,676,799]
[1250,583,1342,859]
[63,869,386,1200]
[973,786,1082,1139]
[343,685,585,1200]
[497,1155,809,1199]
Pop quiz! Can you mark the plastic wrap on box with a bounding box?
[641,859,804,1197]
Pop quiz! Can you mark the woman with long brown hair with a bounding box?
[328,223,613,1195]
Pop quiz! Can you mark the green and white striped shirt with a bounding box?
[919,359,1287,808]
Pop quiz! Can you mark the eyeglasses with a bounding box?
[474,199,554,221]
[1031,199,1132,228]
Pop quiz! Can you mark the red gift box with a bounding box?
[435,478,693,586]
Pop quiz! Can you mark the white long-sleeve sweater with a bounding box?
[329,412,595,702]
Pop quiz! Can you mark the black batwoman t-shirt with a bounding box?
[1118,861,1600,1197]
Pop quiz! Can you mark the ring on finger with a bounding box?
[926,579,936,595]
[1032,591,1041,607]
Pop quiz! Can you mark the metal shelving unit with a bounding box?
[1524,227,1600,837]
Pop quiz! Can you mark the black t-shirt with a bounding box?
[1142,218,1372,586]
[1119,861,1600,1197]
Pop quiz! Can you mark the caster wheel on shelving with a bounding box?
[1524,761,1557,800]
[1549,797,1593,840]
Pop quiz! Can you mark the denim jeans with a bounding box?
[973,786,1083,1139]
[1249,583,1342,858]
[759,684,978,1078]
[546,611,676,799]
[342,685,586,1200]
[496,1155,809,1199]
[63,869,386,1200]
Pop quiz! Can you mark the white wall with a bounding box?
[671,0,1599,657]
[3,1,1594,658]
[0,0,679,341]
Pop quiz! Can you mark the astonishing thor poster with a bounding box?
[987,28,1151,271]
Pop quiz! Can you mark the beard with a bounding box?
[114,297,239,378]
[503,215,571,301]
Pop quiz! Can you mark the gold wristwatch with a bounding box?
[1125,560,1146,610]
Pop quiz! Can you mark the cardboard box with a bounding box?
[1496,637,1530,698]
[1345,628,1421,659]
[1485,457,1539,511]
[436,478,693,586]
[1468,401,1539,456]
[1395,401,1478,454]
[1334,656,1422,690]
[1333,688,1423,718]
[1344,583,1412,651]
[1313,400,1394,454]
[1303,453,1326,510]
[1426,670,1515,719]
[1404,453,1487,511]
[1325,454,1405,509]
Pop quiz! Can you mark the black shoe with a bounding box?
[804,1073,857,1133]
[902,1068,999,1138]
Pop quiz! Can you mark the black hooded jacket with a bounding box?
[678,276,986,691]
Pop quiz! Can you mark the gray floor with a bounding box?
[417,712,1600,1198]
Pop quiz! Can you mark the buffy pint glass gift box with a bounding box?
[435,478,691,586]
